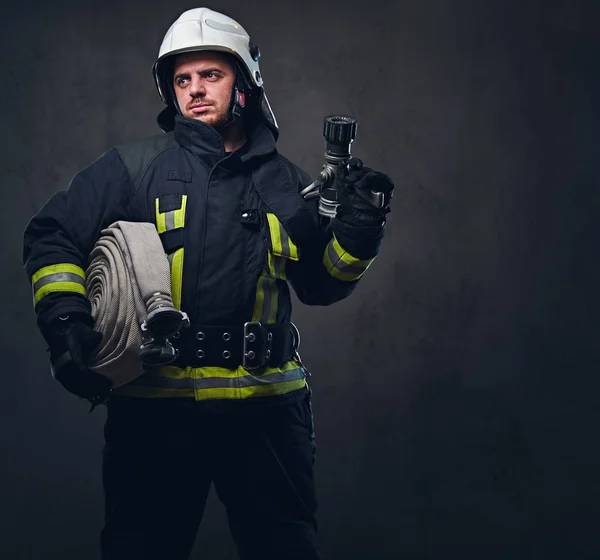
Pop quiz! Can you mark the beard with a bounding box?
[184,95,232,129]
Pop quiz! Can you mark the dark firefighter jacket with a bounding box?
[23,114,385,400]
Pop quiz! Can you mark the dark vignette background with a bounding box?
[1,0,600,558]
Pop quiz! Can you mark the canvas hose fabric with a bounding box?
[85,221,174,388]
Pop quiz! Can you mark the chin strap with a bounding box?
[216,60,252,131]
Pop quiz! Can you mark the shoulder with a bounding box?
[113,132,178,189]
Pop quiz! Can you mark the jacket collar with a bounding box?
[157,106,277,163]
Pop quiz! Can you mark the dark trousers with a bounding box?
[100,387,321,560]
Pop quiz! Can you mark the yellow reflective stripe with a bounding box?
[32,263,85,284]
[268,250,275,276]
[267,250,287,281]
[32,264,87,304]
[157,195,187,307]
[33,282,86,305]
[156,360,301,379]
[266,213,299,261]
[332,235,373,268]
[156,195,188,233]
[155,199,167,233]
[266,213,282,254]
[252,274,279,323]
[112,361,306,400]
[252,275,265,321]
[278,222,299,260]
[169,248,184,310]
[174,195,187,228]
[323,234,375,281]
[115,377,306,401]
[195,377,306,400]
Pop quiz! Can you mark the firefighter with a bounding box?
[22,7,394,560]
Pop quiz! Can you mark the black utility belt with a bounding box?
[170,322,296,369]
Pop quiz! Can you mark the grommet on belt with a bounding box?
[172,331,180,339]
[175,322,293,369]
[243,321,264,370]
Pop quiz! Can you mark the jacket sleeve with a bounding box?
[285,166,386,306]
[22,148,134,335]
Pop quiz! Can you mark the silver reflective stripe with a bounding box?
[326,242,366,276]
[32,272,85,294]
[131,367,305,389]
[272,254,284,278]
[167,252,175,266]
[165,210,176,232]
[279,225,292,259]
[237,368,305,387]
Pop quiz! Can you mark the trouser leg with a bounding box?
[213,388,322,560]
[100,397,212,560]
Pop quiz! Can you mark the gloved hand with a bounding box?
[336,158,395,227]
[45,316,112,407]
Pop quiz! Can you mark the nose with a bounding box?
[189,76,206,98]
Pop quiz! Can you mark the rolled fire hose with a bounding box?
[84,221,188,388]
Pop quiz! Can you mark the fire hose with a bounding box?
[83,221,189,388]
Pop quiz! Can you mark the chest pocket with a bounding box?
[155,194,187,310]
[265,212,299,280]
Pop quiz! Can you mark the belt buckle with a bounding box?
[243,321,263,370]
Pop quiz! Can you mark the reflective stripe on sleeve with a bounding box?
[323,234,375,281]
[32,264,86,305]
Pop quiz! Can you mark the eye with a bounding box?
[175,77,190,86]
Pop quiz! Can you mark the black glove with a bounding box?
[337,158,395,227]
[45,315,112,407]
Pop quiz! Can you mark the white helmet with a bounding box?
[153,8,278,132]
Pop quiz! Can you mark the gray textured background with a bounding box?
[2,0,600,558]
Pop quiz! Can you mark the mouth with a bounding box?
[190,105,211,114]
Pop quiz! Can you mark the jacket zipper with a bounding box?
[194,155,235,320]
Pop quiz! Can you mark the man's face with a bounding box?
[172,51,235,127]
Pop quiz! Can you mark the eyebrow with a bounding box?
[174,67,227,80]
